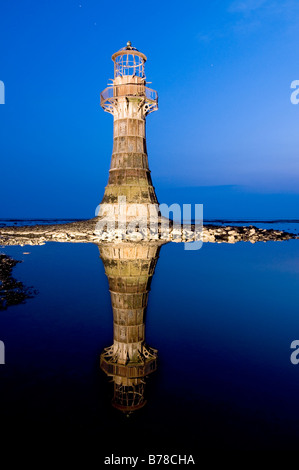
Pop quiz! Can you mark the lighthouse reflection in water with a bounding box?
[99,241,165,415]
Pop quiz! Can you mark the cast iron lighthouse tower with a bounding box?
[98,41,159,221]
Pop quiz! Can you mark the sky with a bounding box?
[0,0,299,219]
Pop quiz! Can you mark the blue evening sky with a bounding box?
[0,0,299,219]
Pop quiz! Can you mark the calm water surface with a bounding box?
[1,221,299,455]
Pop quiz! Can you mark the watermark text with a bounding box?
[95,198,203,250]
[290,80,299,105]
[290,340,299,364]
[0,340,5,365]
[0,80,4,104]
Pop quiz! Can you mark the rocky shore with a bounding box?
[0,218,297,246]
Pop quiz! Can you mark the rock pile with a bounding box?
[0,218,297,246]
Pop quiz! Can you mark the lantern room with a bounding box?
[100,41,158,115]
[112,41,146,79]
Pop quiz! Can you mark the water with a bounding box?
[1,221,299,457]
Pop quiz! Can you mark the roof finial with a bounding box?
[127,40,132,48]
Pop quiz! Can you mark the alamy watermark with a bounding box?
[0,341,5,365]
[290,340,299,364]
[290,80,299,105]
[95,197,203,250]
[0,80,4,104]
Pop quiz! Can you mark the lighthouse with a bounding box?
[98,42,159,223]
